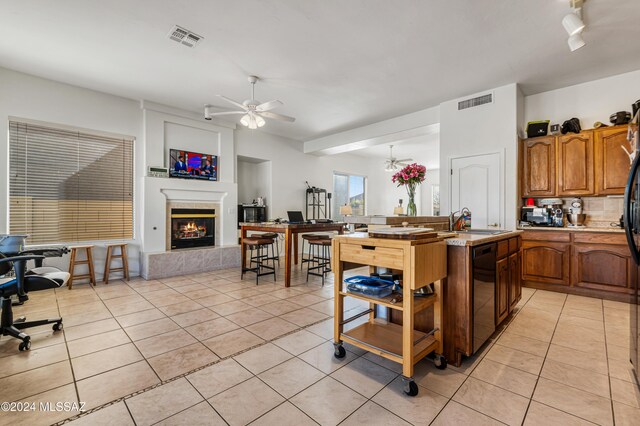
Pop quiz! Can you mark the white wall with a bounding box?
[524,69,640,131]
[439,83,519,230]
[235,130,378,220]
[0,67,144,276]
[237,160,271,207]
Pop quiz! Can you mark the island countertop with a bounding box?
[516,226,624,234]
[442,230,524,246]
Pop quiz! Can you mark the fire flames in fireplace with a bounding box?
[177,221,207,239]
[170,208,216,249]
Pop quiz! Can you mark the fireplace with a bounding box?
[170,208,215,249]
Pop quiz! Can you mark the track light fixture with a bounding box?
[568,33,586,52]
[563,0,586,52]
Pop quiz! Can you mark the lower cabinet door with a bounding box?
[572,244,635,294]
[508,252,521,310]
[522,241,571,285]
[496,257,510,325]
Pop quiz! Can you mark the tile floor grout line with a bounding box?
[52,314,334,425]
[602,296,617,425]
[520,293,615,426]
[518,289,564,426]
[438,290,540,426]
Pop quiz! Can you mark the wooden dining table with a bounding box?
[240,222,345,287]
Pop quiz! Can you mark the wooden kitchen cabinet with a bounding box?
[521,240,570,286]
[572,244,635,294]
[595,126,632,195]
[522,136,556,197]
[496,237,521,325]
[522,230,633,301]
[508,251,521,311]
[557,131,594,196]
[496,257,510,324]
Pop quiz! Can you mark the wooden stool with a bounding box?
[104,243,130,284]
[306,238,332,286]
[242,237,277,285]
[67,245,96,289]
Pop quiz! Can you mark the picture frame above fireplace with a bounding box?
[169,148,218,181]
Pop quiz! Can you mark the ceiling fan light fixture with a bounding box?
[255,115,266,127]
[568,33,586,51]
[240,114,251,127]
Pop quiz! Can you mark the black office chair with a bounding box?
[0,253,67,351]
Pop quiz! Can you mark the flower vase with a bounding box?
[406,187,417,217]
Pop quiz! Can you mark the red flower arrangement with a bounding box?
[391,163,427,216]
[391,163,427,186]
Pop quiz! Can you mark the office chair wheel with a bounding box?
[334,344,346,359]
[53,322,63,331]
[434,354,447,370]
[19,339,31,351]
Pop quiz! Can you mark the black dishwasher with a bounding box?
[472,243,497,353]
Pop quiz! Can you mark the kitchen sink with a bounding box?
[456,229,511,235]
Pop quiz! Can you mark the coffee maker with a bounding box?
[540,198,564,227]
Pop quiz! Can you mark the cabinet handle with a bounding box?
[488,223,499,227]
[361,245,376,250]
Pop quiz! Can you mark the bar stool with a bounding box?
[306,238,332,286]
[300,234,325,270]
[254,232,280,267]
[67,245,96,289]
[103,243,130,284]
[242,237,277,285]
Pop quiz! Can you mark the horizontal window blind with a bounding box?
[9,121,134,244]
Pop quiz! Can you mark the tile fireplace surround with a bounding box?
[139,201,240,280]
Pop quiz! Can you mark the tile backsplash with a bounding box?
[561,196,623,228]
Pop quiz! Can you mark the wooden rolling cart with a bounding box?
[332,232,447,396]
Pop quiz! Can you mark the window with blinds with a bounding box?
[9,120,134,244]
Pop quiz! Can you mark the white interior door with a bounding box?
[450,152,502,229]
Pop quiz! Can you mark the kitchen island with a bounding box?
[392,230,523,367]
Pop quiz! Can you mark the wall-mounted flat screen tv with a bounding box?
[169,149,218,181]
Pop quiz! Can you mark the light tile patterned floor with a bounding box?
[0,265,639,425]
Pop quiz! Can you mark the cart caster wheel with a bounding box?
[53,322,63,332]
[434,354,447,370]
[19,339,31,352]
[334,345,346,359]
[403,380,419,397]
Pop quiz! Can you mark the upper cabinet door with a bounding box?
[522,136,556,197]
[595,126,632,195]
[557,131,594,196]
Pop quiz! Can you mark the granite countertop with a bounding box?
[443,230,524,247]
[517,226,625,234]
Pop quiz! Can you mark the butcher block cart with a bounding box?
[332,230,447,396]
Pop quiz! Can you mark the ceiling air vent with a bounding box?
[168,25,203,48]
[458,93,493,111]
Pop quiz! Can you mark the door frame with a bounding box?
[448,150,505,229]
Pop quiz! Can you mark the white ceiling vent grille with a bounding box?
[168,25,202,48]
[458,93,493,110]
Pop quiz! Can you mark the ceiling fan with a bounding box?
[204,75,295,129]
[384,145,413,171]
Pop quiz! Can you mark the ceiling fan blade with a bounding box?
[258,111,296,122]
[207,111,246,116]
[396,158,413,163]
[216,95,248,110]
[256,100,283,112]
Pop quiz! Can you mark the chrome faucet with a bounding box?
[449,207,471,231]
